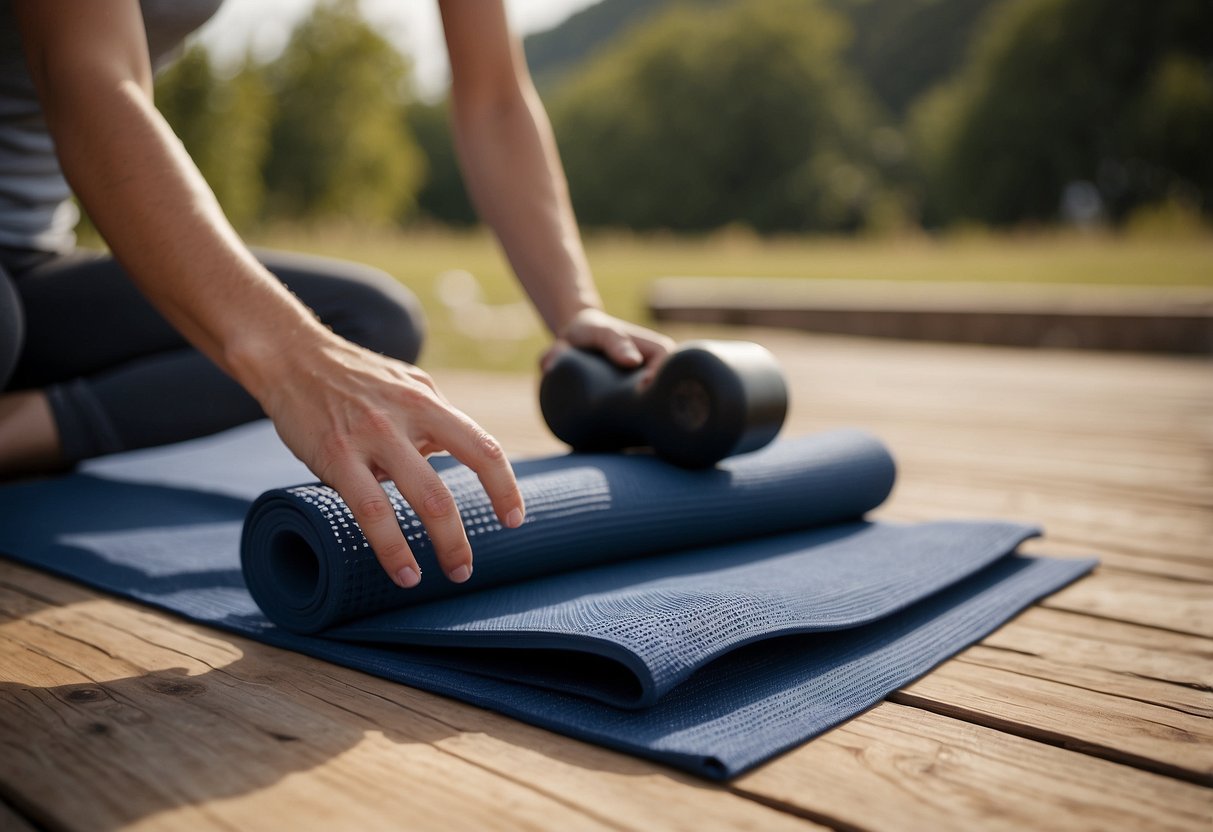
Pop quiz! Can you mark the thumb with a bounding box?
[539,339,571,374]
[599,331,644,368]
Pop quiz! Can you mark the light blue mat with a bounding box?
[0,421,1094,778]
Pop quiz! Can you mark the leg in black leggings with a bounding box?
[3,248,426,463]
[0,265,22,391]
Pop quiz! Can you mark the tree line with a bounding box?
[156,0,1213,233]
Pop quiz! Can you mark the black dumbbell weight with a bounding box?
[539,340,788,467]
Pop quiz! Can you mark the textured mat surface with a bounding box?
[0,421,1095,778]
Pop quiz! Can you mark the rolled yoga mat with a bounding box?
[0,420,1095,778]
[242,427,896,632]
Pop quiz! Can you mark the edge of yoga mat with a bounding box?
[244,554,1096,779]
[0,420,1100,779]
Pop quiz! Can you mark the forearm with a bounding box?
[450,79,602,334]
[33,56,330,399]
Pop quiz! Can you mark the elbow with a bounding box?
[452,80,529,134]
[450,44,541,135]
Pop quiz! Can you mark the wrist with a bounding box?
[551,296,605,339]
[223,315,338,407]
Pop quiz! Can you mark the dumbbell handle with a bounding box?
[540,340,788,467]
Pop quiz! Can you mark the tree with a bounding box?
[406,102,476,225]
[912,0,1213,225]
[260,0,425,224]
[548,0,893,232]
[155,46,273,230]
[827,0,1000,117]
[524,0,720,92]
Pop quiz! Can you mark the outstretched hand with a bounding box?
[255,333,525,590]
[540,308,675,385]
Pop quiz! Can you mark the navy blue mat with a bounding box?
[0,421,1095,778]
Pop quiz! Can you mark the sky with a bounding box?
[196,0,600,101]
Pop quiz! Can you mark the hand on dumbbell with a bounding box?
[540,340,789,468]
[539,308,675,389]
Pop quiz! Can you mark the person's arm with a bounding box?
[14,0,524,587]
[437,0,674,374]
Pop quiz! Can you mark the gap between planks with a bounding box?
[0,564,819,832]
[2,335,1208,831]
[2,561,1211,831]
[731,702,1213,832]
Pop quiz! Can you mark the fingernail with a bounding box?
[506,508,524,528]
[448,564,472,583]
[394,566,421,588]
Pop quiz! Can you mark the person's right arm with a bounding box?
[13,0,524,586]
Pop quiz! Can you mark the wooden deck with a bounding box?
[1,327,1210,831]
[649,277,1213,353]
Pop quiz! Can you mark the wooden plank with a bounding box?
[883,501,1211,583]
[1042,571,1213,639]
[973,607,1212,717]
[649,277,1213,353]
[442,343,1213,455]
[398,348,1213,814]
[892,462,1211,517]
[443,362,1213,577]
[891,660,1213,786]
[0,563,821,832]
[449,368,1213,582]
[734,702,1213,832]
[729,334,1213,458]
[3,335,1210,829]
[0,621,622,832]
[890,487,1212,557]
[883,499,1213,582]
[5,564,1210,832]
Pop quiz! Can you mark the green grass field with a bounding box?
[251,226,1213,371]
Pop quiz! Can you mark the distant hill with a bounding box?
[523,0,713,92]
[523,0,1002,115]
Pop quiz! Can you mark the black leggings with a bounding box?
[0,247,426,463]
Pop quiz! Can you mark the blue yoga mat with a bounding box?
[0,421,1095,778]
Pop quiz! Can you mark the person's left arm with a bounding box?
[437,0,673,374]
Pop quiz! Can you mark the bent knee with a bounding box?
[0,275,23,389]
[260,250,429,366]
[354,273,427,364]
[324,266,427,365]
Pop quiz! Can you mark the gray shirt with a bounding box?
[0,0,224,252]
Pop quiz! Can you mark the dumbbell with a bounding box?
[539,340,788,468]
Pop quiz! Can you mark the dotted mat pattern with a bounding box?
[0,423,1095,779]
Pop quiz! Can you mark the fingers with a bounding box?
[597,327,644,367]
[325,458,422,590]
[539,339,571,374]
[383,447,476,584]
[568,320,641,366]
[633,331,675,389]
[365,395,522,586]
[558,309,673,373]
[560,309,642,367]
[635,331,676,363]
[272,340,524,592]
[436,411,526,532]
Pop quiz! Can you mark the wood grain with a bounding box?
[1042,571,1213,639]
[0,563,821,832]
[734,703,1213,832]
[892,661,1213,785]
[2,330,1211,830]
[972,607,1212,717]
